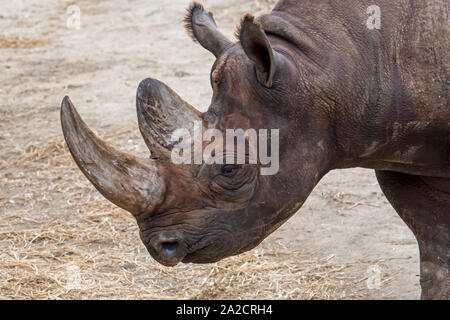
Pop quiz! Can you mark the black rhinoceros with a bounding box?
[61,1,449,299]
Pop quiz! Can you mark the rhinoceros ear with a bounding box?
[238,14,282,88]
[184,2,232,57]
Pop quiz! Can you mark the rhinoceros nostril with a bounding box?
[160,241,179,258]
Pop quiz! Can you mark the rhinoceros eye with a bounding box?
[209,164,258,201]
[221,165,239,177]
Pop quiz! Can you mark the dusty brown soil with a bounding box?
[0,0,419,299]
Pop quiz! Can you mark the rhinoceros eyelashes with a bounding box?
[239,14,281,88]
[184,2,232,57]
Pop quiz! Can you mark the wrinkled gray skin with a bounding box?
[61,0,449,299]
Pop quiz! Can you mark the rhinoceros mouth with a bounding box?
[145,241,215,266]
[182,247,223,264]
[181,234,239,264]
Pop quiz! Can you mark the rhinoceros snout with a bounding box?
[142,231,187,267]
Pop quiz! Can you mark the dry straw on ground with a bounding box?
[0,36,51,49]
[0,129,366,299]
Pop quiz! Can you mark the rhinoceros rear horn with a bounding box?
[184,2,232,57]
[136,78,202,160]
[61,96,166,217]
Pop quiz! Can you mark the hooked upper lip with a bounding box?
[140,231,186,267]
[141,230,218,266]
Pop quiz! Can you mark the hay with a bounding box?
[0,36,52,49]
[0,130,365,300]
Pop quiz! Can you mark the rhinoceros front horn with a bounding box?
[61,96,166,216]
[136,78,202,160]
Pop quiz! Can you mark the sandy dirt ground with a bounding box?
[0,0,420,299]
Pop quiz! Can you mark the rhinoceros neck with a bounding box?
[260,1,449,178]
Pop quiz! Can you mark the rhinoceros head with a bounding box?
[61,3,334,266]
